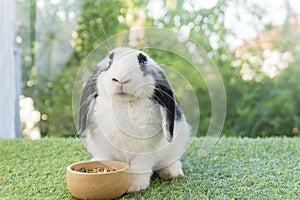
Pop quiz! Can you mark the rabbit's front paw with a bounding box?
[126,173,151,194]
[158,160,184,180]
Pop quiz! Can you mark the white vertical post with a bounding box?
[0,0,20,138]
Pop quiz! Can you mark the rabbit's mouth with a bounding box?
[115,92,130,98]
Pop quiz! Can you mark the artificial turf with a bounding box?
[0,137,299,199]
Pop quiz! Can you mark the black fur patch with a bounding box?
[77,67,101,138]
[175,104,182,121]
[108,52,114,67]
[138,53,147,65]
[138,53,148,75]
[152,72,175,139]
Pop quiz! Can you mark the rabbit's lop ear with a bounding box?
[153,71,175,142]
[138,53,175,142]
[77,53,113,138]
[77,68,99,138]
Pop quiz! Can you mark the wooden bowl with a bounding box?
[66,160,130,200]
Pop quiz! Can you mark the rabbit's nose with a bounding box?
[112,77,130,85]
[112,77,119,82]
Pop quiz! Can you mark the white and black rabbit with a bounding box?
[77,47,191,193]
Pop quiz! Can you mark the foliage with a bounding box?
[1,137,299,198]
[228,18,300,137]
[38,67,78,137]
[17,0,300,137]
[72,0,127,59]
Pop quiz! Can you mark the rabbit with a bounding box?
[77,47,191,193]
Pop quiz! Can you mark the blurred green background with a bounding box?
[16,0,300,138]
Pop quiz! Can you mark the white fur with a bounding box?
[84,48,191,193]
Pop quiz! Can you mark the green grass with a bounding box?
[1,137,299,199]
